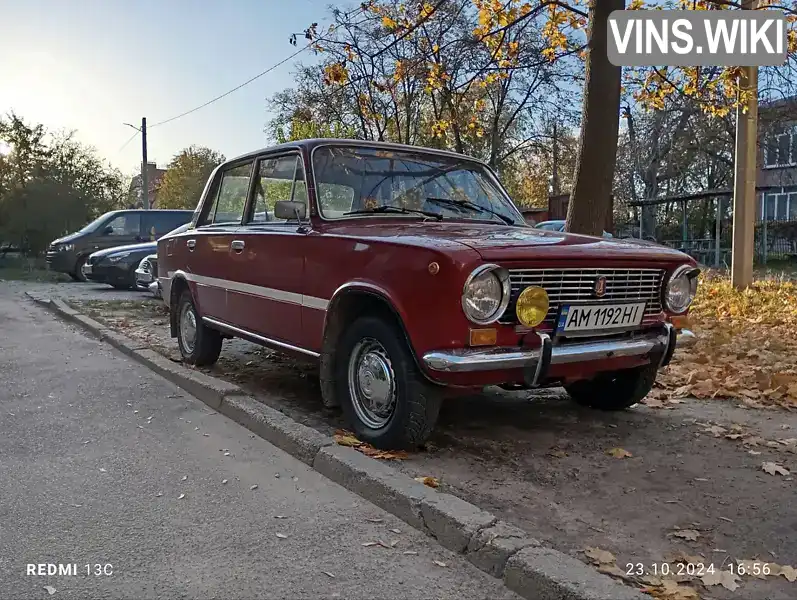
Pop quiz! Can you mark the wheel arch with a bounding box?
[318,282,424,408]
[168,273,191,338]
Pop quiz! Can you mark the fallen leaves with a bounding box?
[583,546,616,565]
[43,586,56,596]
[334,430,409,460]
[433,559,447,567]
[606,448,633,459]
[275,533,288,539]
[701,569,741,591]
[414,476,440,488]
[670,529,700,541]
[762,461,790,476]
[656,274,797,409]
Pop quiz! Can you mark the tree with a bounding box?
[0,112,128,255]
[157,145,225,210]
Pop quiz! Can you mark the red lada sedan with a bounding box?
[158,140,698,449]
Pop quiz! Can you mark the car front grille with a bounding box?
[499,267,665,326]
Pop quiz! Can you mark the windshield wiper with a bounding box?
[424,197,515,225]
[344,205,443,221]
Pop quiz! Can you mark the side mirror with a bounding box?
[102,226,114,236]
[274,201,307,221]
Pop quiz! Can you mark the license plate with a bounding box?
[82,264,93,274]
[556,302,646,334]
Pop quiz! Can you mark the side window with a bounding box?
[103,213,141,236]
[200,163,253,226]
[248,155,308,224]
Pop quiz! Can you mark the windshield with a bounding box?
[311,145,522,225]
[77,213,113,234]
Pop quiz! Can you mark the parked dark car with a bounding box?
[83,223,191,290]
[46,209,194,281]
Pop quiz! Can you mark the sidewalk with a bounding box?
[0,289,518,600]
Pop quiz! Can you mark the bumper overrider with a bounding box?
[422,325,695,386]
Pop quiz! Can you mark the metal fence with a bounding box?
[623,192,797,268]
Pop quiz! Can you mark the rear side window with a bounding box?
[199,162,253,226]
[143,212,192,239]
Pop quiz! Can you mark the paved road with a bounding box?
[0,285,518,600]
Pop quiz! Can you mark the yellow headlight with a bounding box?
[515,286,549,328]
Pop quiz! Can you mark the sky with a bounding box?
[0,0,350,175]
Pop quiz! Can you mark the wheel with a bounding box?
[335,315,442,450]
[72,256,88,282]
[175,290,222,366]
[565,363,659,411]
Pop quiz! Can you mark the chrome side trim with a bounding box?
[202,317,320,358]
[423,329,672,373]
[179,272,329,311]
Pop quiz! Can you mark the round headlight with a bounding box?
[664,265,699,314]
[516,286,549,328]
[462,265,510,325]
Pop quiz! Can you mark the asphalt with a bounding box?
[0,283,519,600]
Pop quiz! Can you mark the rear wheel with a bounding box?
[565,363,659,411]
[175,290,222,366]
[335,315,441,450]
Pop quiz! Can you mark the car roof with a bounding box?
[225,138,490,168]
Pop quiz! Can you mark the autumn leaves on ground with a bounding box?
[654,271,797,410]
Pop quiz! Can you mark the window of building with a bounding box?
[764,126,797,168]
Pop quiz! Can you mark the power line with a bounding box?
[116,130,140,154]
[148,3,368,130]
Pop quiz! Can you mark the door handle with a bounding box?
[186,239,196,251]
[230,240,245,253]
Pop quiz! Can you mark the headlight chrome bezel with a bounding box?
[107,252,132,263]
[461,264,511,325]
[663,264,700,314]
[60,243,74,252]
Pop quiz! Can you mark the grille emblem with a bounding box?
[593,276,607,298]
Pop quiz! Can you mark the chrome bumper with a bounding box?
[422,326,693,376]
[148,281,161,297]
[135,268,153,283]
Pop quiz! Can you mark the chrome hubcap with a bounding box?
[180,303,197,354]
[348,338,396,429]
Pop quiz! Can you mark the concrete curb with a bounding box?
[28,291,649,600]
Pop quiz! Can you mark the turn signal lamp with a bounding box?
[469,328,497,347]
[515,286,549,328]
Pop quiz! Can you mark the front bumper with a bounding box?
[46,250,77,274]
[83,262,130,285]
[423,325,691,382]
[135,267,153,285]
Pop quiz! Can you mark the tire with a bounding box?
[175,290,222,366]
[335,315,442,450]
[72,256,88,282]
[565,363,659,411]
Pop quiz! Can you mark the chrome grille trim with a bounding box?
[500,268,665,325]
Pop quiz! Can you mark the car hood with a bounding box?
[50,232,84,246]
[90,242,157,261]
[321,221,690,262]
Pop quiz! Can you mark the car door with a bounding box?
[95,212,143,250]
[185,161,253,321]
[225,152,308,347]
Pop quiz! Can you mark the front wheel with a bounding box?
[564,363,659,411]
[175,290,222,366]
[335,315,442,450]
[72,256,88,282]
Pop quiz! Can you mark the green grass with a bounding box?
[0,256,71,282]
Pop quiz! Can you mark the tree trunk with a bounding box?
[565,0,624,236]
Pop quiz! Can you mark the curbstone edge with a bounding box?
[504,547,649,600]
[313,445,433,530]
[219,395,333,465]
[466,520,539,578]
[420,492,496,553]
[132,349,243,410]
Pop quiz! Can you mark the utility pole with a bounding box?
[123,118,150,210]
[731,0,759,289]
[141,117,149,210]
